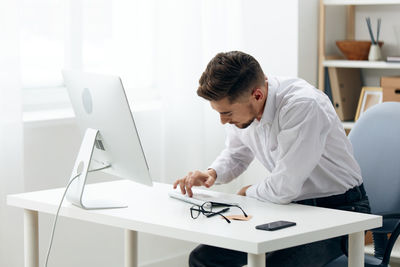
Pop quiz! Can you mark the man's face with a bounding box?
[210,96,258,129]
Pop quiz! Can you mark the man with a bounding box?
[173,51,371,267]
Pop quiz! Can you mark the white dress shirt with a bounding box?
[210,76,362,204]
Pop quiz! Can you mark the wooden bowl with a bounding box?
[336,40,384,60]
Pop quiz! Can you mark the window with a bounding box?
[82,0,158,101]
[21,0,158,114]
[20,0,64,89]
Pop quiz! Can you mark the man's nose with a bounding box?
[220,116,230,125]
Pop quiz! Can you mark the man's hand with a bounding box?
[237,185,252,196]
[173,169,217,197]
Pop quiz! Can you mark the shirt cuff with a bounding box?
[245,184,258,199]
[208,163,224,185]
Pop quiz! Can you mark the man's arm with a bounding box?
[209,127,255,184]
[245,99,332,204]
[173,127,254,196]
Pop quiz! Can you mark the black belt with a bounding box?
[295,184,366,208]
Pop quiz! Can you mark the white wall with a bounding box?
[242,0,299,78]
[298,0,319,86]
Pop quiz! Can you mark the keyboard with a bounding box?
[168,191,238,208]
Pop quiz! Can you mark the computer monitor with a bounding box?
[62,70,152,209]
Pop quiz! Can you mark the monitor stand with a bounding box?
[66,128,128,210]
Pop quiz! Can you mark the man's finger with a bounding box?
[173,179,179,189]
[186,177,193,191]
[185,178,194,197]
[179,179,186,195]
[187,186,193,198]
[187,175,193,188]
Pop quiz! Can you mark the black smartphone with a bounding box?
[255,221,296,231]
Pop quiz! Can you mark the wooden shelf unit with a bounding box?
[318,0,400,91]
[324,0,400,6]
[318,0,400,130]
[319,1,400,262]
[323,60,400,69]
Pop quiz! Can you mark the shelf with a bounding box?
[342,121,355,130]
[324,0,400,5]
[323,60,400,69]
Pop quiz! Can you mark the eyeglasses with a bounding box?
[190,202,248,224]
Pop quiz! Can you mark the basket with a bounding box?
[336,40,384,60]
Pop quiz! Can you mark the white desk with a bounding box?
[7,180,382,267]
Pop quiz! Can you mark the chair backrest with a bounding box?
[349,102,400,214]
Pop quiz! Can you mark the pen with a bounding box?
[366,17,376,44]
[377,18,381,43]
[206,207,230,218]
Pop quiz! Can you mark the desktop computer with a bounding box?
[44,71,154,266]
[62,70,152,209]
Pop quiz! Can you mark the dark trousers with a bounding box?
[189,185,371,267]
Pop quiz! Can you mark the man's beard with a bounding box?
[235,104,257,129]
[235,117,255,129]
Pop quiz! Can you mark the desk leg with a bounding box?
[348,231,364,267]
[125,230,138,267]
[248,253,265,267]
[24,209,38,267]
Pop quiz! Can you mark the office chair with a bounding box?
[325,102,400,267]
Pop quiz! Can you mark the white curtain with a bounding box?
[0,1,24,267]
[101,0,259,194]
[153,0,252,195]
[80,0,245,185]
[152,0,252,196]
[149,0,298,192]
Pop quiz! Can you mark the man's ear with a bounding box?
[252,88,264,101]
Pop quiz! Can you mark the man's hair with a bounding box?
[197,51,265,103]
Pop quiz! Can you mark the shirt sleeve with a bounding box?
[246,99,332,204]
[209,127,255,184]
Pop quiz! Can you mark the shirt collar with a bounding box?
[259,76,277,125]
